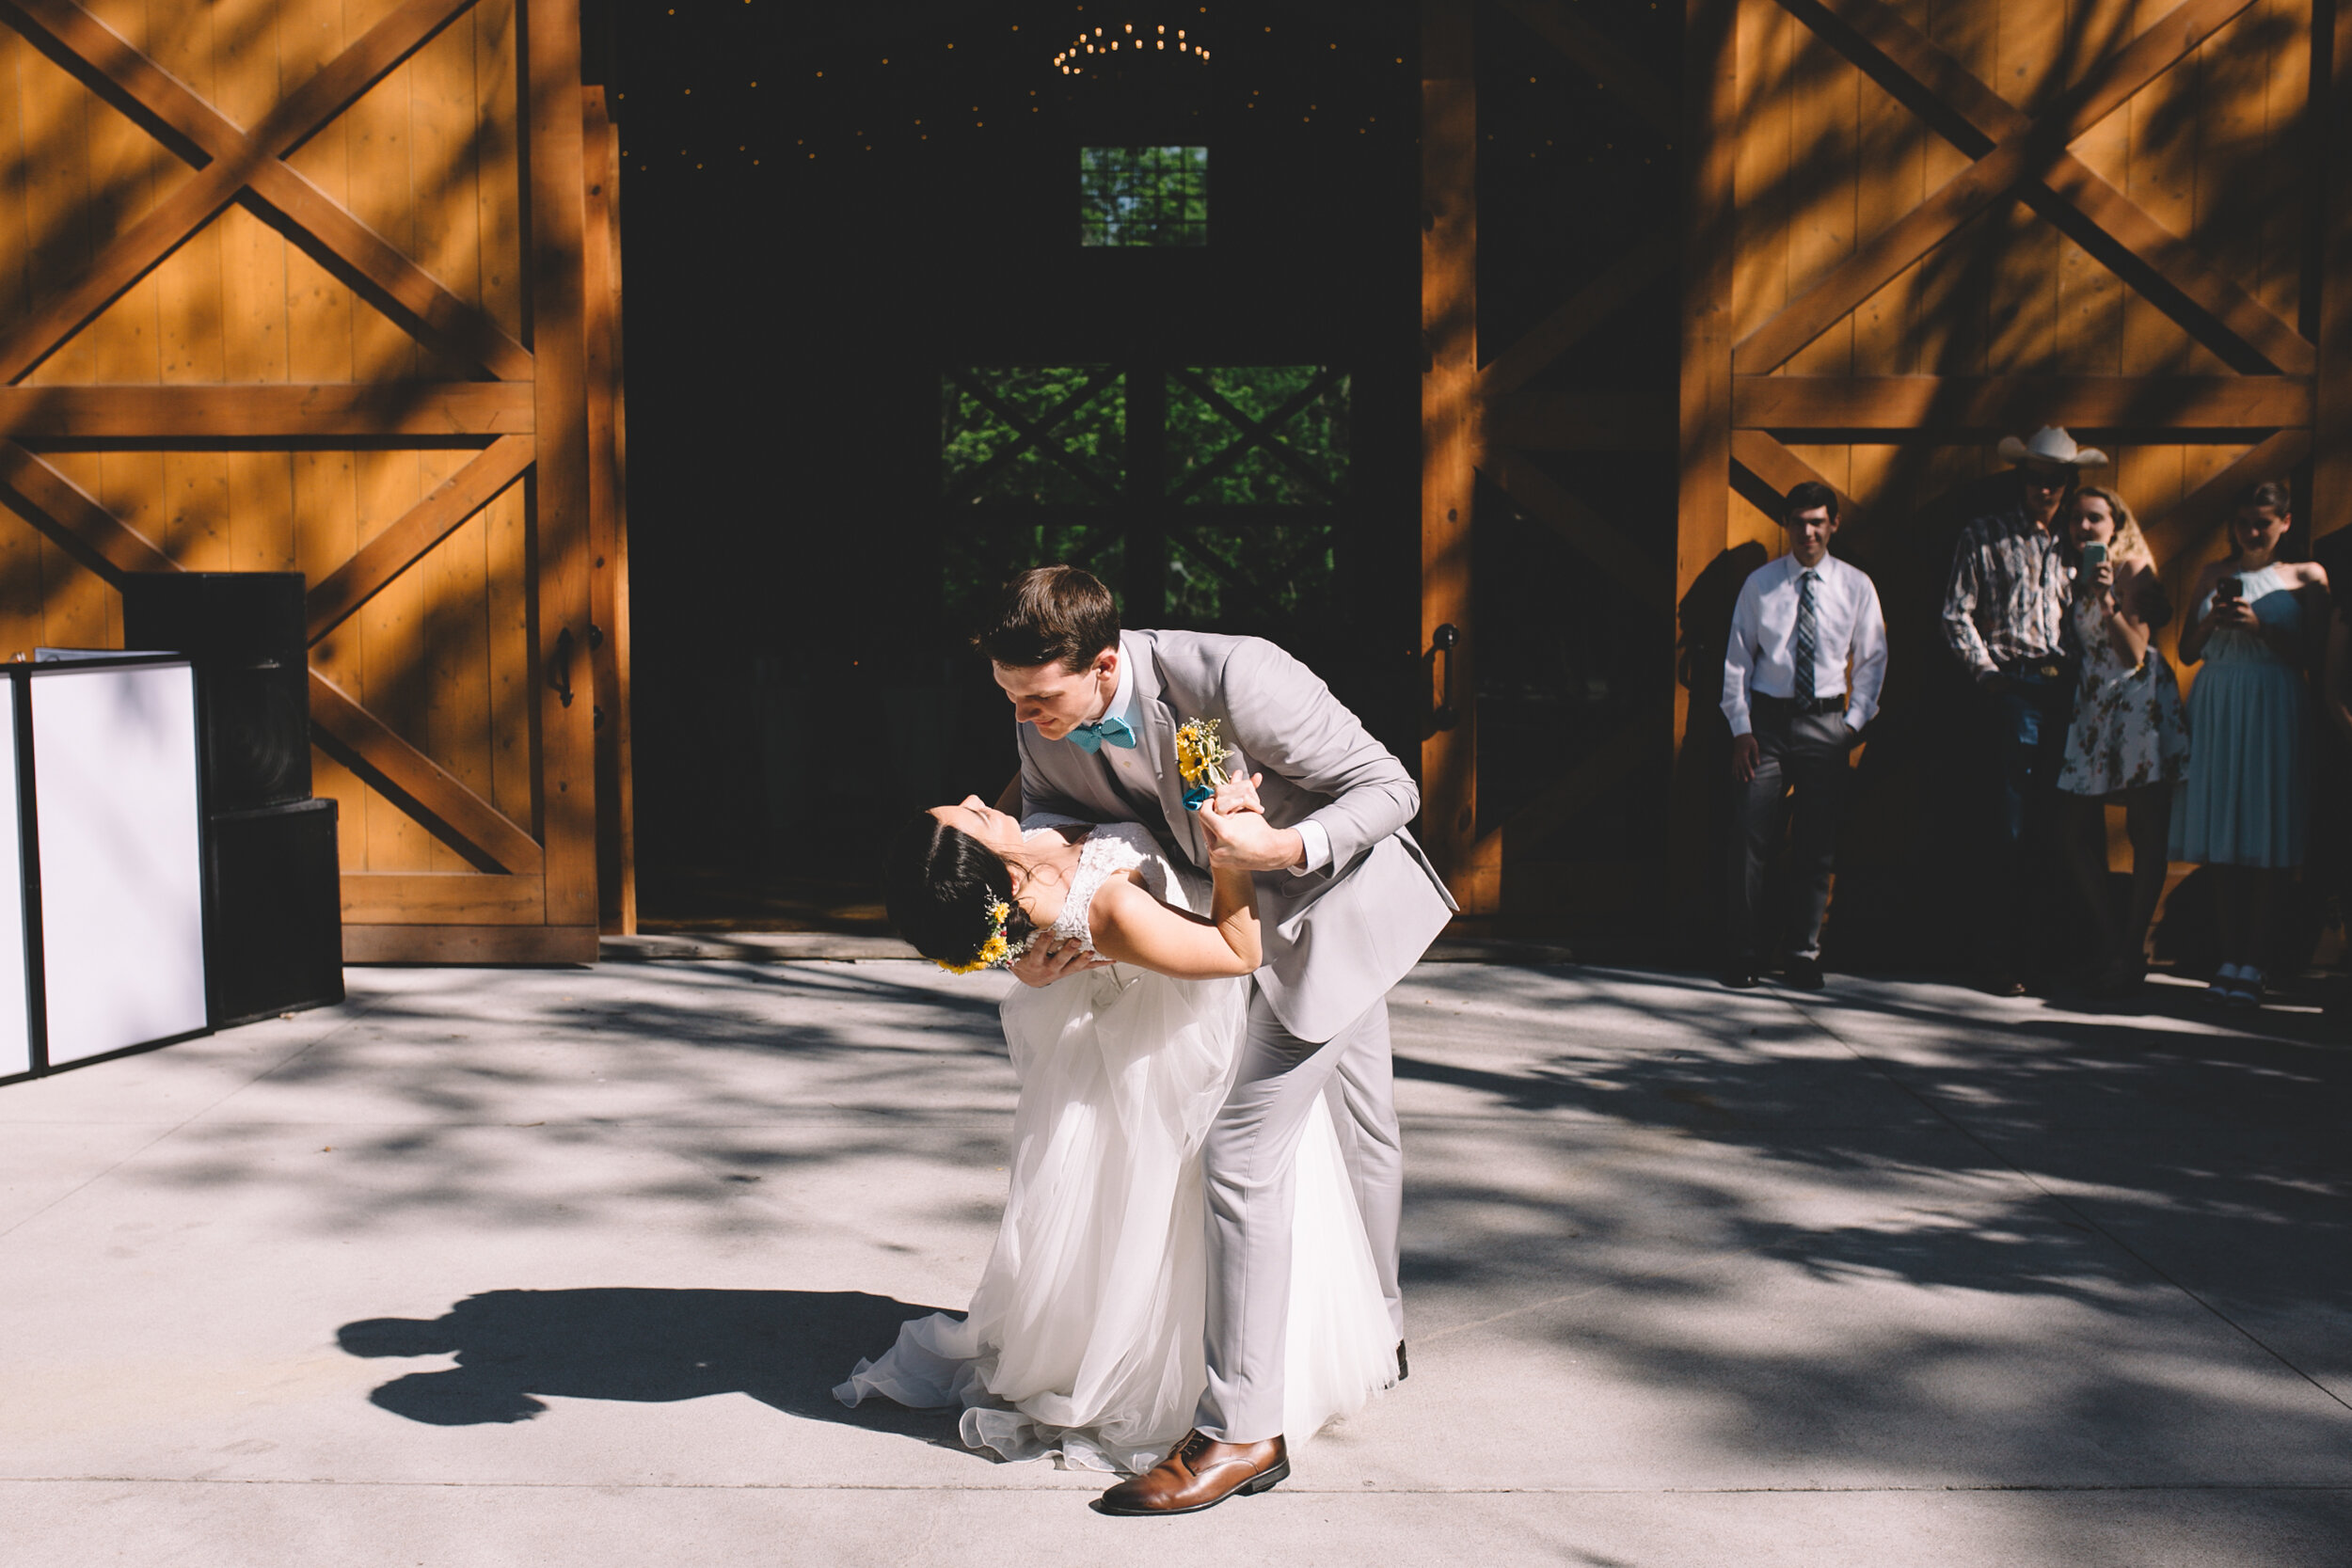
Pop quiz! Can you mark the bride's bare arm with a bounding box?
[1086,800,1263,979]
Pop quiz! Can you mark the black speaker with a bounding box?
[121,573,311,813]
[207,799,344,1028]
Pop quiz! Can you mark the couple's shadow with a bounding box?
[339,1288,957,1439]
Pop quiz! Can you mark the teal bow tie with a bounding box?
[1069,716,1136,752]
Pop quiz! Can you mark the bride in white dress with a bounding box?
[834,787,1398,1476]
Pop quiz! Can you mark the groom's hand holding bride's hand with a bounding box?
[1199,772,1304,873]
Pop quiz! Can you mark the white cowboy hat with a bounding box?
[1996,425,2108,469]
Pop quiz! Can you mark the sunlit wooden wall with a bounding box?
[1425,0,2342,942]
[1690,0,2336,945]
[0,0,624,960]
[1711,0,2326,674]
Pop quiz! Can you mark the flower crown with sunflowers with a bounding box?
[938,896,1030,974]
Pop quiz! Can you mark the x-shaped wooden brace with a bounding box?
[0,429,545,873]
[0,0,532,383]
[0,0,544,877]
[1165,367,1346,504]
[943,369,1124,503]
[1475,230,1678,603]
[1741,0,2310,376]
[1467,4,1682,604]
[1163,527,1323,626]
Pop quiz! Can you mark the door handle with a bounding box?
[1431,623,1459,731]
[549,626,575,707]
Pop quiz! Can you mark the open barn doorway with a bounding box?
[615,2,1435,931]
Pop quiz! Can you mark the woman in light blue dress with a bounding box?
[2172,482,2331,1006]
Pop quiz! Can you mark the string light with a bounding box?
[1054,19,1209,75]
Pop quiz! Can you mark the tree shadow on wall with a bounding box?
[339,1288,955,1435]
[1825,467,2037,973]
[1669,541,1772,958]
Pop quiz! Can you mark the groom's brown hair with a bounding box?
[974,565,1120,671]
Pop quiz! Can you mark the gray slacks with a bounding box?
[1194,986,1404,1444]
[1729,702,1851,964]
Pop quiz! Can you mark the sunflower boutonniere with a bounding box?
[1174,718,1231,812]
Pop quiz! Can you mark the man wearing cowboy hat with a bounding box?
[1942,425,2108,993]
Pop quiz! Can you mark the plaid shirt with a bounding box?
[1941,508,2073,681]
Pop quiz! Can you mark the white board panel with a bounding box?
[32,665,207,1066]
[0,682,27,1079]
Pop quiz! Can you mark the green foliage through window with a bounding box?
[1080,146,1208,246]
[941,367,1125,504]
[941,364,1347,639]
[1168,366,1348,504]
[1168,516,1338,628]
[942,366,1346,505]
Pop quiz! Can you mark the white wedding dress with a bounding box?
[834,821,1398,1473]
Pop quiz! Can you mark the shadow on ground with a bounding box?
[339,1287,955,1437]
[197,959,2351,1539]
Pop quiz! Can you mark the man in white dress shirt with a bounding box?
[1720,483,1888,990]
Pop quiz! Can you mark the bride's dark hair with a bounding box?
[885,813,1041,970]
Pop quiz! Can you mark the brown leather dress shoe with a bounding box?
[1095,1430,1289,1516]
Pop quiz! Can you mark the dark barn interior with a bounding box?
[611,0,1695,942]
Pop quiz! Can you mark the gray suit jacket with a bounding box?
[1019,629,1458,1041]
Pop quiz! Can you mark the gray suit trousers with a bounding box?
[1194,986,1404,1444]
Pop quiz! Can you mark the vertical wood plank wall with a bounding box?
[1726,0,2323,655]
[583,85,635,936]
[0,0,617,962]
[1421,0,1481,907]
[1429,0,2339,935]
[1715,0,2328,941]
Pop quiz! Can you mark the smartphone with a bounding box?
[2215,575,2244,605]
[2079,541,2107,569]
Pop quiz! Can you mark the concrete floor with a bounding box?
[2,959,2347,1567]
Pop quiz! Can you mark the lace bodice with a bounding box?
[1032,820,1201,956]
[1049,822,1163,955]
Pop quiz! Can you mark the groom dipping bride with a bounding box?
[836,565,1455,1515]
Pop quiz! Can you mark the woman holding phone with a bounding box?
[2172,481,2330,1006]
[2056,487,2186,994]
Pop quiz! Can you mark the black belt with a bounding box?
[1755,692,1846,717]
[1996,656,2072,683]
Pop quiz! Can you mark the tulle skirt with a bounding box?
[834,963,1397,1473]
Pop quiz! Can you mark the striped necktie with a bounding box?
[1792,568,1819,703]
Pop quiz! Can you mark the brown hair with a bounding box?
[884,813,1040,969]
[2236,479,2293,515]
[1781,481,1839,525]
[973,565,1120,671]
[2073,485,2153,572]
[2226,480,2296,561]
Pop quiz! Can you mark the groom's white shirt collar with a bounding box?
[1093,652,1138,734]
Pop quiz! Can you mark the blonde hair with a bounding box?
[2073,485,2153,572]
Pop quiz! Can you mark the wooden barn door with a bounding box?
[1693,0,2327,610]
[0,0,614,962]
[1682,0,2336,958]
[1421,0,1684,920]
[1423,0,2344,940]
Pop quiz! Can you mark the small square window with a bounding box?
[1080,146,1208,246]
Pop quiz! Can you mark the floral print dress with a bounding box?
[2058,585,2190,797]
